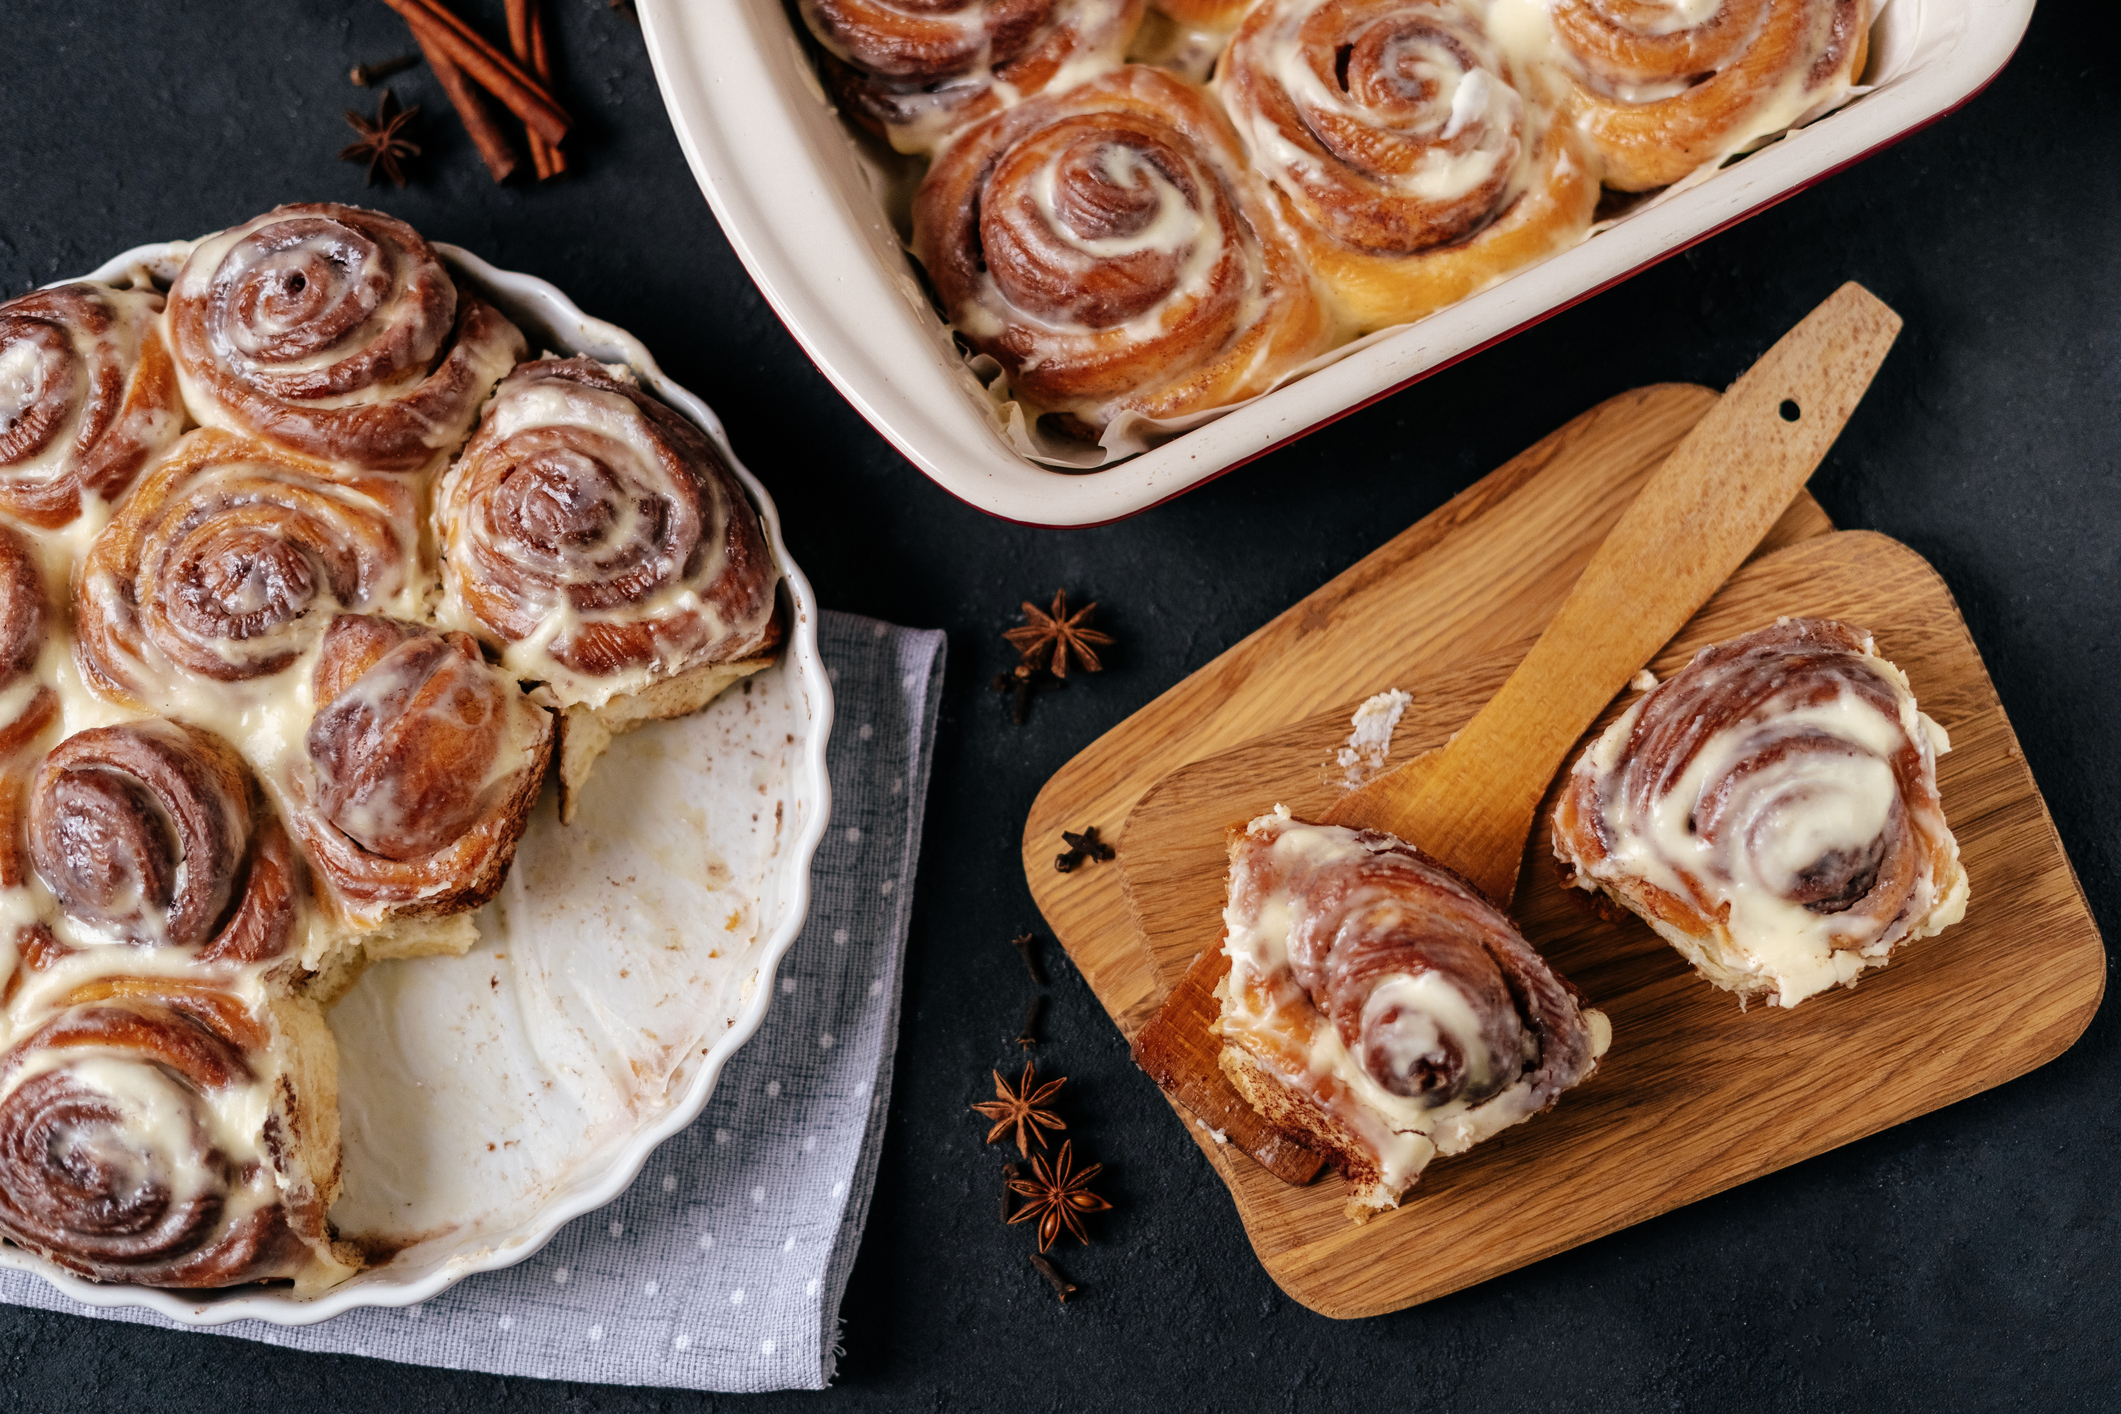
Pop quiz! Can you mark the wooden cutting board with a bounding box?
[1020,384,2105,1318]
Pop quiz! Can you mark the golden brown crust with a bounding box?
[26,721,301,965]
[1216,0,1598,333]
[0,976,353,1290]
[911,65,1335,436]
[1217,811,1605,1217]
[435,357,780,696]
[0,282,185,527]
[800,0,1144,151]
[294,615,555,929]
[73,428,421,711]
[1552,616,1965,1006]
[1219,1045,1393,1222]
[167,203,525,473]
[1553,0,1870,191]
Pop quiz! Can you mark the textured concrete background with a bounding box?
[2,0,2116,1407]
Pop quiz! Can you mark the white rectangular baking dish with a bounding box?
[640,0,2033,527]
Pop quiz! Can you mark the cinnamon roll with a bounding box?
[166,203,525,474]
[1220,807,1610,1220]
[798,0,1144,153]
[293,615,553,936]
[912,65,1335,442]
[1216,0,1598,333]
[74,428,422,713]
[27,721,301,967]
[0,975,352,1292]
[433,358,778,819]
[0,282,185,530]
[0,522,60,768]
[1553,618,1968,1009]
[1548,0,1870,192]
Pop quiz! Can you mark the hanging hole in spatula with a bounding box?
[1780,399,1802,421]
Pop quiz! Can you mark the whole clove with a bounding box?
[1029,1252,1078,1302]
[1054,826,1115,873]
[990,663,1061,725]
[1016,994,1044,1050]
[1008,932,1044,985]
[1000,1162,1021,1222]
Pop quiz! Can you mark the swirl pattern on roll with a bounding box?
[0,282,185,528]
[434,358,779,707]
[0,978,347,1290]
[27,720,300,965]
[0,523,59,771]
[1216,0,1597,331]
[1220,808,1607,1218]
[912,65,1334,440]
[799,0,1143,152]
[74,428,420,708]
[295,614,553,923]
[1551,0,1870,191]
[167,203,525,473]
[1553,617,1967,1008]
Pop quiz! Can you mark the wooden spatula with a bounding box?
[1324,281,1902,896]
[1131,282,1904,1182]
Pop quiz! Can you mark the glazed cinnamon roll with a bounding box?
[1220,807,1610,1220]
[912,65,1335,443]
[1216,0,1598,333]
[0,975,352,1292]
[798,0,1144,153]
[0,282,185,530]
[293,615,553,934]
[1553,618,1968,1008]
[1549,0,1870,191]
[27,721,300,967]
[74,428,421,713]
[433,358,778,819]
[0,523,59,768]
[166,203,525,473]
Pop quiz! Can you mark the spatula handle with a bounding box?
[1333,282,1902,900]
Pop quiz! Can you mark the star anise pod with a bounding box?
[971,1060,1066,1157]
[340,89,422,188]
[1003,589,1114,679]
[1007,1140,1113,1251]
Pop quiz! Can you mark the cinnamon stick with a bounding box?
[506,0,566,179]
[380,0,570,144]
[504,0,548,179]
[408,18,519,182]
[529,1,566,175]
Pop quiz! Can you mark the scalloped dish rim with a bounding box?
[0,238,836,1327]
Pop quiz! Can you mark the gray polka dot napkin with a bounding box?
[0,612,947,1393]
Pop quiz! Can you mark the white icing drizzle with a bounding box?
[435,364,773,712]
[1221,807,1609,1199]
[1232,0,1528,205]
[0,283,179,513]
[1564,626,1967,1008]
[174,224,428,415]
[1337,687,1411,785]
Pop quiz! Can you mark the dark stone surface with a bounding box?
[4,0,2118,1407]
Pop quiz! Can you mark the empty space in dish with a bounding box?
[328,668,806,1268]
[0,242,833,1326]
[641,0,2032,524]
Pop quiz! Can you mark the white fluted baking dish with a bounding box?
[0,241,834,1325]
[640,0,2034,526]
